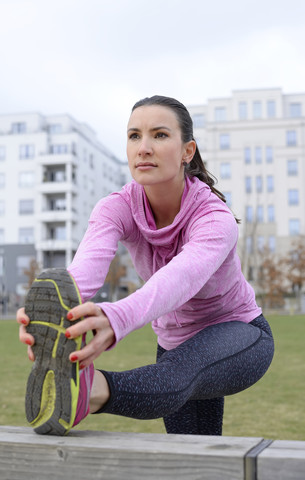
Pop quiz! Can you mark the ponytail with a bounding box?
[132,95,240,223]
[186,145,241,224]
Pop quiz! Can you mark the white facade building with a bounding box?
[188,88,305,282]
[0,112,126,306]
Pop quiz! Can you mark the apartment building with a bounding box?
[0,112,126,308]
[188,88,305,283]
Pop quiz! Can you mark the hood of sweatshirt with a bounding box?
[127,176,212,247]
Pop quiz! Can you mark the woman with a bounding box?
[17,95,274,436]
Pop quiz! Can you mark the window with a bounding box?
[287,159,298,176]
[195,137,201,150]
[215,107,226,122]
[223,192,232,207]
[19,199,34,214]
[219,134,230,149]
[255,147,262,164]
[49,225,66,240]
[0,173,5,188]
[220,162,231,179]
[253,101,262,119]
[20,144,35,159]
[286,130,297,146]
[245,176,252,193]
[267,100,276,118]
[192,114,205,128]
[50,144,68,154]
[267,205,275,222]
[48,124,62,134]
[244,147,251,164]
[269,235,276,252]
[50,197,66,211]
[256,205,264,223]
[0,228,4,243]
[289,103,302,118]
[19,171,34,187]
[19,227,34,243]
[288,189,299,205]
[289,219,300,236]
[16,256,32,276]
[267,175,274,193]
[89,178,94,194]
[12,122,26,134]
[0,200,4,215]
[0,146,5,161]
[246,206,253,223]
[89,154,94,169]
[257,236,265,251]
[246,236,253,253]
[239,102,247,120]
[219,133,230,150]
[266,146,273,163]
[248,265,254,281]
[256,175,263,193]
[45,169,66,182]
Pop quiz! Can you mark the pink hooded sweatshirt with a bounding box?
[68,176,261,350]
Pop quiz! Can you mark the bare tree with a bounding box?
[23,259,40,292]
[256,248,287,310]
[104,253,127,301]
[283,235,305,312]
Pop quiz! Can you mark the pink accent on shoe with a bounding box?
[73,362,94,427]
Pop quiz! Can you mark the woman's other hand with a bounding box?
[65,302,115,368]
[16,307,35,361]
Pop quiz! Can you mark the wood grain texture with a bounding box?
[257,440,305,480]
[0,426,263,480]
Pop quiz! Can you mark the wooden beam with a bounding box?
[257,440,305,480]
[0,426,263,480]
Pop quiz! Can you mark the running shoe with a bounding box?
[24,268,92,435]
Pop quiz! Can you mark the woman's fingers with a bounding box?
[27,345,35,362]
[66,301,101,323]
[69,326,114,364]
[19,321,35,347]
[64,301,116,365]
[16,307,29,325]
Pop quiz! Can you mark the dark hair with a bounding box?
[132,95,226,203]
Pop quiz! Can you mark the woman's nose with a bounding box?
[138,138,153,156]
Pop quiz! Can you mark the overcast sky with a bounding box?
[1,0,305,160]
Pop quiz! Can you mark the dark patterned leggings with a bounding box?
[98,315,274,435]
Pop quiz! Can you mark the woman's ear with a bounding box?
[183,140,196,164]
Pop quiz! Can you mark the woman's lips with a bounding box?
[135,162,157,170]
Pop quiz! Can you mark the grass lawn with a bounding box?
[0,315,304,440]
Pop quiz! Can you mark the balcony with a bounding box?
[37,238,78,251]
[38,181,77,194]
[38,208,77,223]
[37,152,77,166]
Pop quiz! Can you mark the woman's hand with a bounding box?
[16,307,35,361]
[65,302,115,368]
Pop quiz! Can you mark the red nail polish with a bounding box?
[65,330,71,338]
[67,312,73,320]
[79,364,85,370]
[25,339,32,346]
[70,355,78,362]
[21,318,27,325]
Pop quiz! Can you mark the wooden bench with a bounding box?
[0,426,304,479]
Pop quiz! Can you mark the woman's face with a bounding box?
[127,105,192,189]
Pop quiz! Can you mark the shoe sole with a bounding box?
[24,268,82,435]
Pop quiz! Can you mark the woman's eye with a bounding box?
[155,132,168,138]
[129,133,140,140]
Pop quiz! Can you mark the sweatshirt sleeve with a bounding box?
[100,208,238,345]
[68,193,134,302]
